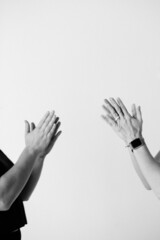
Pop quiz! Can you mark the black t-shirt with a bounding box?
[0,150,27,233]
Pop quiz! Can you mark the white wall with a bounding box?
[0,0,160,239]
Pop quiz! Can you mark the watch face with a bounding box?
[131,138,142,149]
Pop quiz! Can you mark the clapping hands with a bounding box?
[25,111,62,158]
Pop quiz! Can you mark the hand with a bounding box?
[102,97,143,145]
[25,111,62,158]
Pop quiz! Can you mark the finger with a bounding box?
[102,105,114,119]
[37,111,50,129]
[136,106,143,122]
[48,130,62,151]
[47,123,57,140]
[44,114,57,135]
[131,104,137,118]
[101,114,116,127]
[109,98,123,118]
[31,122,36,131]
[55,117,59,124]
[24,120,30,135]
[51,131,62,145]
[117,98,131,118]
[102,105,111,115]
[104,99,119,119]
[54,130,62,141]
[41,111,55,131]
[53,121,61,136]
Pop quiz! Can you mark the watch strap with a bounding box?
[129,138,145,152]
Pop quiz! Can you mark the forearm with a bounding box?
[127,148,151,190]
[134,144,160,199]
[20,156,45,201]
[0,147,38,210]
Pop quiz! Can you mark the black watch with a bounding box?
[129,138,144,152]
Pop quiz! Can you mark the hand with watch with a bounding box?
[102,97,144,152]
[127,138,145,152]
[102,97,160,196]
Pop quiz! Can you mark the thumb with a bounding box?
[24,120,30,135]
[136,106,143,123]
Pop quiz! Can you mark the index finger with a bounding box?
[37,111,50,128]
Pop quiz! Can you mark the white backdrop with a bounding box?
[1,0,160,239]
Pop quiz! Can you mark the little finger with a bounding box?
[101,114,116,127]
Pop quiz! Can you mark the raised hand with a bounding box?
[102,97,143,145]
[25,111,61,157]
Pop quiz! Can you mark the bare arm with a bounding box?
[20,156,45,201]
[102,97,151,191]
[0,111,56,210]
[0,147,38,210]
[20,119,61,201]
[133,144,160,199]
[128,147,151,190]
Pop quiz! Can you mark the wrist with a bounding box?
[25,146,39,158]
[126,137,145,152]
[125,133,143,146]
